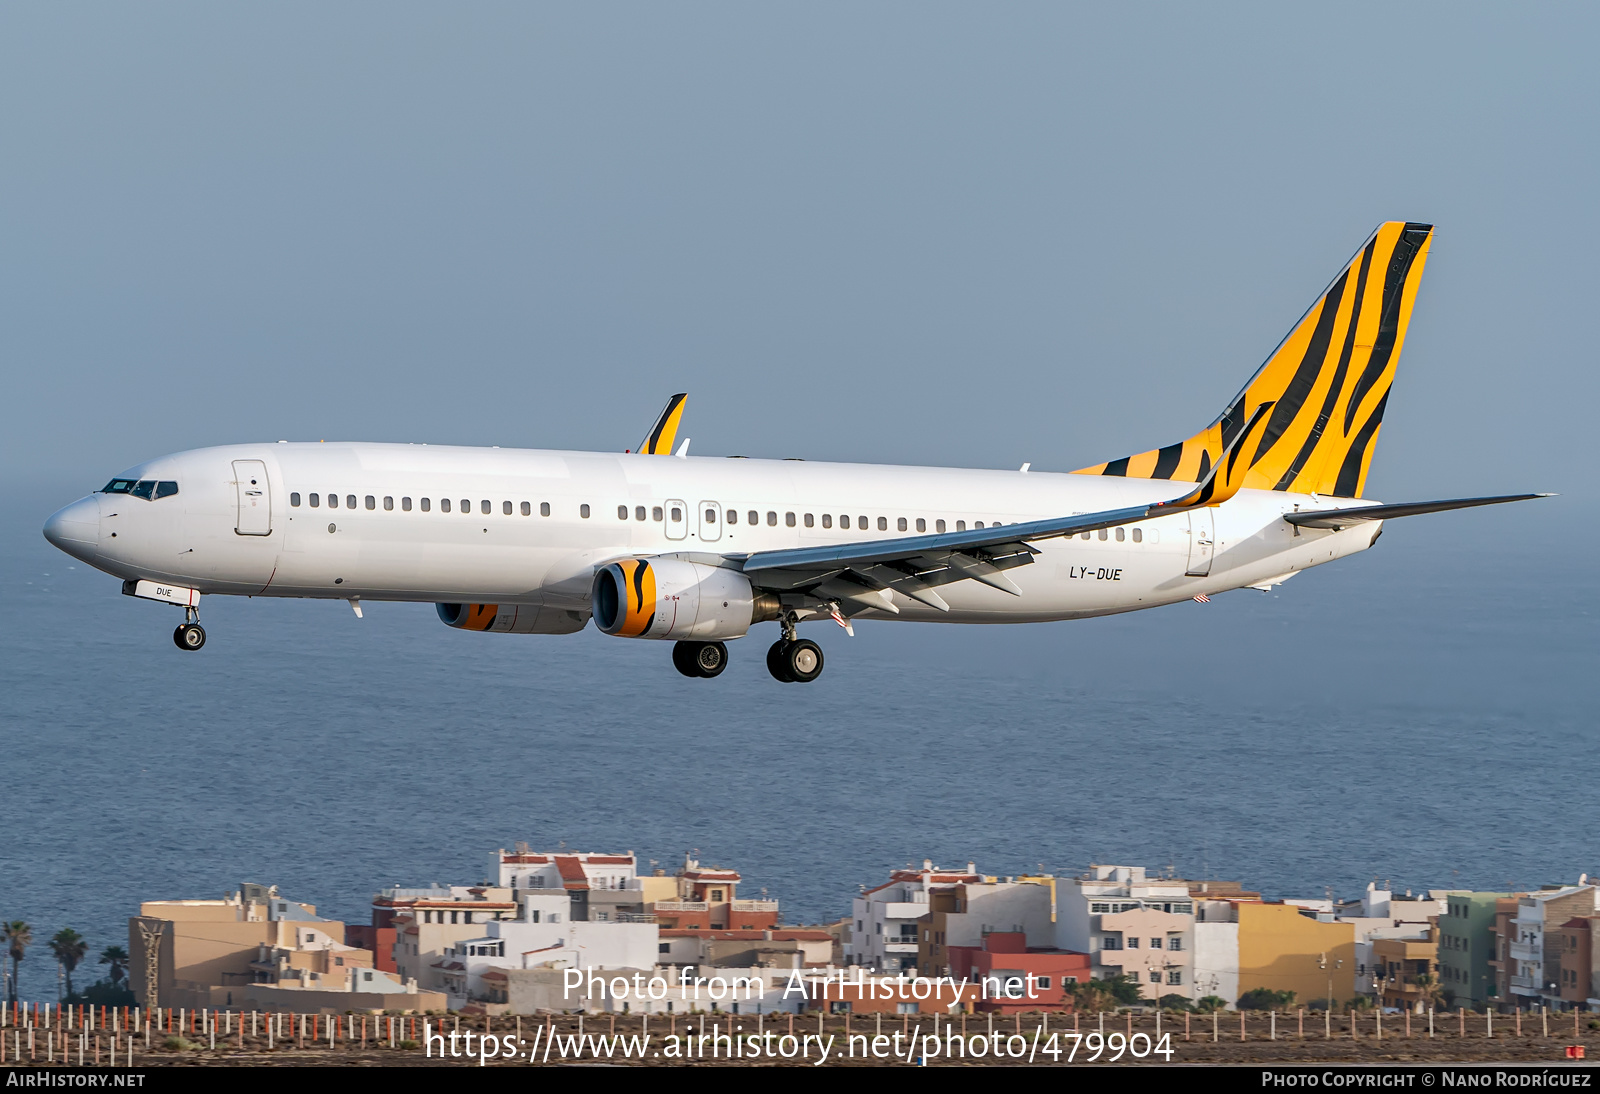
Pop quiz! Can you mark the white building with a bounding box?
[848,861,982,972]
[1055,866,1197,1000]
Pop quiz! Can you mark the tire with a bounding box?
[694,641,728,678]
[671,641,701,678]
[174,623,206,651]
[766,641,794,683]
[784,638,823,683]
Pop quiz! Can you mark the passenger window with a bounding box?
[1115,527,1125,541]
[403,497,413,512]
[785,512,796,527]
[671,506,682,521]
[347,495,357,509]
[804,513,814,528]
[291,492,301,507]
[480,500,490,515]
[504,501,513,515]
[460,499,470,514]
[1098,529,1108,540]
[705,508,716,523]
[858,516,869,530]
[540,502,550,516]
[365,496,376,510]
[421,498,431,512]
[916,518,925,532]
[384,496,394,511]
[726,509,737,525]
[897,517,907,531]
[310,493,320,507]
[748,511,758,525]
[877,516,887,531]
[520,501,530,516]
[840,515,849,528]
[580,504,591,518]
[328,494,339,509]
[936,519,945,533]
[1080,532,1090,540]
[654,506,664,521]
[155,481,179,499]
[956,520,966,531]
[442,499,452,513]
[975,521,985,529]
[765,511,776,526]
[618,505,629,520]
[822,514,832,528]
[636,506,646,521]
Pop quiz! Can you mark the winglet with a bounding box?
[1155,401,1275,510]
[637,393,688,455]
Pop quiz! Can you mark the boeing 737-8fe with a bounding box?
[43,222,1545,682]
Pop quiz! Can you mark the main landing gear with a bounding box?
[672,640,728,679]
[766,611,824,683]
[172,607,206,652]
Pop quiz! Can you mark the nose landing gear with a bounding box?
[172,607,206,651]
[672,640,728,678]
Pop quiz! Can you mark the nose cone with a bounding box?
[43,496,100,562]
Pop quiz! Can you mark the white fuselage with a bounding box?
[44,441,1380,628]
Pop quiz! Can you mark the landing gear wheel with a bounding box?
[766,641,794,683]
[173,623,206,651]
[783,638,824,683]
[673,640,728,679]
[692,641,728,678]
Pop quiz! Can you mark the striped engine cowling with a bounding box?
[591,558,773,641]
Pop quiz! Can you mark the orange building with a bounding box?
[946,932,1091,1013]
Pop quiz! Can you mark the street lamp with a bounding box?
[1319,952,1343,1038]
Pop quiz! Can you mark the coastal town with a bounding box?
[6,849,1597,1022]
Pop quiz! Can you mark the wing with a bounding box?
[635,393,687,455]
[1282,493,1550,530]
[736,403,1275,614]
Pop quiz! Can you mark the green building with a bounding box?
[1438,891,1510,1009]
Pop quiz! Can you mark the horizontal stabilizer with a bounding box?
[1283,493,1551,529]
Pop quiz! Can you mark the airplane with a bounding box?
[43,221,1546,683]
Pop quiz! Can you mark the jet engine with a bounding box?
[591,558,779,640]
[435,602,588,635]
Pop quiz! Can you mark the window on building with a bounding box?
[897,1002,917,1015]
[1149,971,1161,983]
[1168,971,1182,985]
[1127,937,1140,948]
[659,943,670,954]
[1102,935,1121,950]
[1168,937,1182,951]
[1038,976,1052,989]
[449,911,458,924]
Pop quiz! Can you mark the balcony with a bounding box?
[653,902,709,913]
[732,901,779,913]
[879,903,928,919]
[884,939,921,953]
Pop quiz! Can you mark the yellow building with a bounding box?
[1237,903,1355,1005]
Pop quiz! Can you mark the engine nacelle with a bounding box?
[592,558,776,640]
[436,603,588,635]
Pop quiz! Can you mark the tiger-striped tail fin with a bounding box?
[635,393,687,455]
[1075,222,1434,498]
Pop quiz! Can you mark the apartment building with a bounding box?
[1055,866,1195,1000]
[917,877,1055,977]
[1509,883,1599,1008]
[848,861,983,972]
[1438,891,1514,1009]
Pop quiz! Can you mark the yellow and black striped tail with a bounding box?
[635,393,687,455]
[1074,222,1434,498]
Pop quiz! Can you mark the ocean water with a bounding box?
[1,485,1593,1000]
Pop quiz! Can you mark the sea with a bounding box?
[2,485,1593,1000]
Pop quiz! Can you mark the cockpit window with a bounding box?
[101,478,179,500]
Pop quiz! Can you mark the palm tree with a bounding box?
[1410,971,1446,1012]
[49,929,88,1000]
[1,922,32,1005]
[99,946,128,988]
